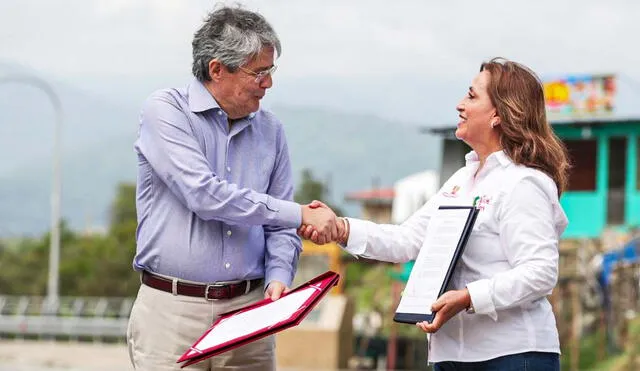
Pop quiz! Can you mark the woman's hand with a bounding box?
[416,288,471,333]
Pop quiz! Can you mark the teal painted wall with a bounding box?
[554,122,640,238]
[560,193,606,238]
[626,133,640,226]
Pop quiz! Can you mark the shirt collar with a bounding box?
[188,78,221,113]
[187,78,257,120]
[465,150,512,168]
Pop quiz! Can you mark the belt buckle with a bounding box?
[205,283,228,301]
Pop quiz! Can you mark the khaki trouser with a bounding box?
[127,282,275,371]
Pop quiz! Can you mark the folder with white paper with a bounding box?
[394,205,479,324]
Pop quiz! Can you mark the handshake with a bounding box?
[299,200,349,245]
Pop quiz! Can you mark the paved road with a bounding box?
[0,340,132,371]
[0,341,401,371]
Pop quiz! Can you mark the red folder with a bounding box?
[177,271,340,368]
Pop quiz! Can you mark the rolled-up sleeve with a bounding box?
[135,92,301,228]
[467,178,560,321]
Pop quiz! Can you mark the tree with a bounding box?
[109,183,137,229]
[0,173,353,298]
[294,169,343,216]
[99,182,140,296]
[0,237,48,295]
[0,183,141,297]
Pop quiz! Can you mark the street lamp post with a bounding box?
[0,75,63,305]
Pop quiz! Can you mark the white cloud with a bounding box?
[3,0,639,77]
[1,0,639,123]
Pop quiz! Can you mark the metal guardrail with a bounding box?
[0,296,133,339]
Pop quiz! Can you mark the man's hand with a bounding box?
[299,201,338,245]
[298,200,324,241]
[299,222,349,247]
[416,288,471,333]
[264,280,289,301]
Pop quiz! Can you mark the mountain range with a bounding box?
[0,63,441,236]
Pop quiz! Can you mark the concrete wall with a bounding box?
[276,295,354,370]
[361,204,392,224]
[439,139,469,187]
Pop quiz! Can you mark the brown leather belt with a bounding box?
[142,271,263,300]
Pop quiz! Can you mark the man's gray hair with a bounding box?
[192,6,281,82]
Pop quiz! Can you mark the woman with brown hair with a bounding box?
[300,58,570,370]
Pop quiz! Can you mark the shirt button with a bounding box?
[226,166,231,172]
[225,263,231,269]
[227,230,232,237]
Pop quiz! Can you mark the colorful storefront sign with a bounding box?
[544,74,616,118]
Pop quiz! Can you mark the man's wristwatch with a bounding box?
[466,302,475,314]
[465,288,475,314]
[338,217,350,245]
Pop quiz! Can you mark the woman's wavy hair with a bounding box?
[481,58,570,194]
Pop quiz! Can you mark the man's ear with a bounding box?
[208,59,224,82]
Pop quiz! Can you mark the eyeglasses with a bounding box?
[238,65,278,83]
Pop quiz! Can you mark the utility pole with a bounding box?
[0,75,63,306]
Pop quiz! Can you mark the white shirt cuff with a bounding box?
[341,218,368,256]
[466,279,498,321]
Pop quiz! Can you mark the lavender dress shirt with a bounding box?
[133,79,302,287]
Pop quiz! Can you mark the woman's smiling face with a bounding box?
[455,70,499,149]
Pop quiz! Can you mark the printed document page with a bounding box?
[194,287,315,351]
[395,208,471,316]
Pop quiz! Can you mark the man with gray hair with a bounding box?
[126,6,338,370]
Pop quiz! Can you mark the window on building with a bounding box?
[607,137,627,225]
[607,138,627,224]
[565,139,597,191]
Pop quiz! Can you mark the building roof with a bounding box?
[344,188,395,204]
[548,116,640,125]
[424,116,640,137]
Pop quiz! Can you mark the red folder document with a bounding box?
[177,271,340,368]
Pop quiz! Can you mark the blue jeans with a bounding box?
[434,352,560,371]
